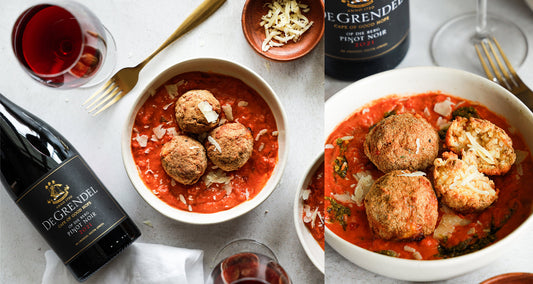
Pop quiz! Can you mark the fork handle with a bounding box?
[137,0,227,70]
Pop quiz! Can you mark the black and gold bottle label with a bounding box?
[16,155,126,264]
[325,0,410,61]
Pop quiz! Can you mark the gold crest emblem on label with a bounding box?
[46,180,70,204]
[342,0,374,8]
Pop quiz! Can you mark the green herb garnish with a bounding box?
[326,196,351,231]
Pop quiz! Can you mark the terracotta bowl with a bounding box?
[241,0,324,61]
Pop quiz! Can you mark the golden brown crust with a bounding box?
[205,122,254,171]
[433,151,498,213]
[364,113,440,173]
[445,117,515,175]
[175,89,221,134]
[364,170,439,241]
[160,135,207,185]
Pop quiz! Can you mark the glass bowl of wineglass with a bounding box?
[430,0,528,75]
[206,239,292,284]
[11,1,116,89]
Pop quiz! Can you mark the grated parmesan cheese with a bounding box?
[272,130,279,136]
[256,129,268,141]
[465,132,496,165]
[237,101,249,107]
[324,144,334,149]
[260,0,314,52]
[415,138,420,154]
[198,101,219,123]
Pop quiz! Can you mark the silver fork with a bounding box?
[474,36,533,112]
[83,0,226,115]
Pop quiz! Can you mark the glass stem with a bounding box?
[475,0,489,39]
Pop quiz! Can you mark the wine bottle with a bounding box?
[0,94,141,282]
[325,0,410,81]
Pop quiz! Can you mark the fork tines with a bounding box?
[474,36,520,90]
[83,79,122,116]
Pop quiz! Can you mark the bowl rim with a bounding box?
[293,152,325,274]
[121,57,288,225]
[324,66,533,281]
[241,0,325,62]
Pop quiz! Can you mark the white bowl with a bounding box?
[293,153,324,274]
[325,66,533,281]
[121,58,288,225]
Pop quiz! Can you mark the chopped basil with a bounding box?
[326,197,351,231]
[452,106,480,120]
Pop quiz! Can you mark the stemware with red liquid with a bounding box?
[12,1,116,89]
[206,239,292,284]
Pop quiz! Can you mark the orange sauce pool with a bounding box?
[131,72,278,213]
[325,92,533,260]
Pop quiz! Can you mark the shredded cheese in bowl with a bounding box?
[260,0,314,52]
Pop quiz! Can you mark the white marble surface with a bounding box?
[0,1,324,283]
[326,0,533,283]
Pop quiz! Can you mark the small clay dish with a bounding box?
[481,273,533,284]
[241,0,324,61]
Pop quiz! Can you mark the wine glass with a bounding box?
[11,1,116,89]
[430,0,528,75]
[206,239,292,284]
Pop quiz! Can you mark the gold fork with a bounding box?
[474,36,533,112]
[84,0,226,115]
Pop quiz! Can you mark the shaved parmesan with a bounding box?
[301,189,311,200]
[153,124,166,140]
[166,127,178,137]
[238,101,249,107]
[339,136,354,141]
[207,136,222,153]
[465,132,496,164]
[260,0,314,52]
[397,171,426,177]
[403,245,423,260]
[204,169,233,187]
[324,144,334,149]
[165,84,179,99]
[434,98,454,117]
[434,213,471,240]
[133,134,149,147]
[256,129,268,141]
[351,171,374,206]
[179,194,187,205]
[272,131,279,136]
[198,101,219,123]
[415,138,420,154]
[436,117,451,130]
[222,104,234,121]
[258,142,265,152]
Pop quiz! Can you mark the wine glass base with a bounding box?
[431,13,528,75]
[81,25,117,89]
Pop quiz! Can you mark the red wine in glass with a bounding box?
[12,2,115,88]
[209,252,291,284]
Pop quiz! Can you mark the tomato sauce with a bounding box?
[131,72,278,213]
[325,92,533,260]
[302,163,325,249]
